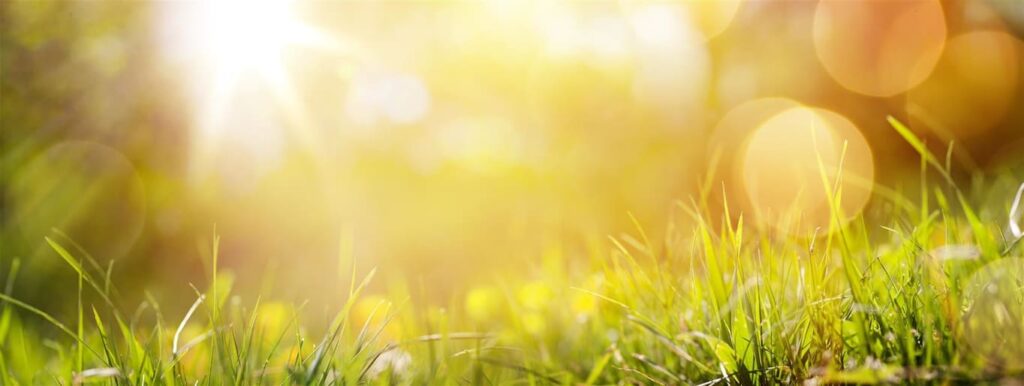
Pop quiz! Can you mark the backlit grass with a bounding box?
[1,119,1022,385]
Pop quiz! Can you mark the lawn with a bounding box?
[1,120,1022,385]
[4,1,1024,385]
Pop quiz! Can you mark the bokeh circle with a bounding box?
[9,141,146,262]
[961,257,1024,371]
[739,106,875,235]
[813,0,946,97]
[907,30,1021,140]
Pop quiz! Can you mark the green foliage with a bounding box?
[0,119,1022,384]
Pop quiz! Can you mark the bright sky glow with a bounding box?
[158,1,343,182]
[200,1,294,75]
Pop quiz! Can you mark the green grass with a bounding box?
[1,119,1023,385]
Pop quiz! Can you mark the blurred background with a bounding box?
[2,0,1023,313]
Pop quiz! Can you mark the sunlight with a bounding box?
[628,3,710,126]
[740,106,875,235]
[344,71,432,128]
[908,30,1020,140]
[11,1,1024,382]
[157,1,342,182]
[195,1,297,77]
[707,97,802,213]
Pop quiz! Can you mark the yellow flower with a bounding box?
[571,274,604,320]
[353,295,404,340]
[465,287,501,321]
[257,301,291,336]
[177,325,211,377]
[517,281,553,310]
[571,291,598,319]
[353,295,389,326]
[521,312,547,335]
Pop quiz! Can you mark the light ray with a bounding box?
[165,1,354,183]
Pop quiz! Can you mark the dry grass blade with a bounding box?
[1009,182,1024,239]
[72,367,120,385]
[173,294,205,357]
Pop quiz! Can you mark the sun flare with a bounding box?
[159,1,341,182]
[8,0,1024,383]
[195,1,299,77]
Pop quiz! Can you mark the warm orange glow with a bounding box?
[740,107,874,235]
[908,31,1021,140]
[813,0,946,97]
[709,97,802,186]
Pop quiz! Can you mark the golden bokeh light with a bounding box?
[432,116,523,173]
[961,258,1024,371]
[628,3,711,125]
[740,107,874,235]
[813,0,946,97]
[623,0,741,41]
[683,0,742,40]
[908,30,1021,140]
[708,97,802,207]
[344,70,432,127]
[531,3,632,62]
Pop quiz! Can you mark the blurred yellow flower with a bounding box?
[518,281,553,310]
[571,291,597,319]
[521,312,547,335]
[274,344,312,369]
[571,274,604,320]
[353,295,389,326]
[465,287,501,322]
[175,325,212,377]
[352,295,404,340]
[257,301,291,336]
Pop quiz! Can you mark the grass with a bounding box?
[1,118,1023,385]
